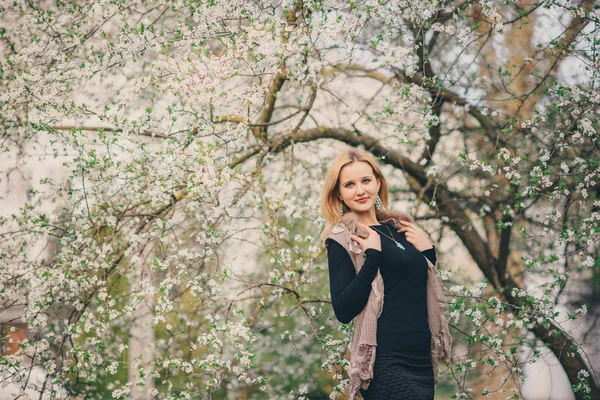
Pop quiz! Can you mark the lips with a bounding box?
[356,198,369,203]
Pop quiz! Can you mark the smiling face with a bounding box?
[337,161,381,214]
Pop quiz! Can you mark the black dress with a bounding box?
[359,351,434,399]
[326,223,437,400]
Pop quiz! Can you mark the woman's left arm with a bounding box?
[397,220,433,251]
[421,245,436,265]
[397,220,437,264]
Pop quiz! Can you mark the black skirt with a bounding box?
[359,351,434,400]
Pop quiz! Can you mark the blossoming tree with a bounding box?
[0,0,598,399]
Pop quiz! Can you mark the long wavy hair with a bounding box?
[319,149,390,243]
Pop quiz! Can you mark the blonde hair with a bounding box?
[319,149,390,242]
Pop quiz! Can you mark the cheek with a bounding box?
[339,187,350,197]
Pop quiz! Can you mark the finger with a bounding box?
[401,221,419,230]
[350,234,362,242]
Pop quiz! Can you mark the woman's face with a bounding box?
[337,161,381,214]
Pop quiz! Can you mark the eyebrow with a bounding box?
[342,176,372,186]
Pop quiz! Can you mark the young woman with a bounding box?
[320,149,451,400]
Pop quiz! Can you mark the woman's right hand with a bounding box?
[350,222,382,252]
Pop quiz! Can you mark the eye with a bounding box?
[363,179,371,183]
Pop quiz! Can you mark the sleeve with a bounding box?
[421,245,437,265]
[326,239,382,324]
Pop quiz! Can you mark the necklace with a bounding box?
[373,224,405,250]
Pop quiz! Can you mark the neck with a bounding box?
[353,209,379,226]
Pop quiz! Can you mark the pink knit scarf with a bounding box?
[325,209,452,399]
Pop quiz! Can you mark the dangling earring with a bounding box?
[339,202,344,216]
[375,195,382,210]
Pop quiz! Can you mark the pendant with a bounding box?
[395,241,405,250]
